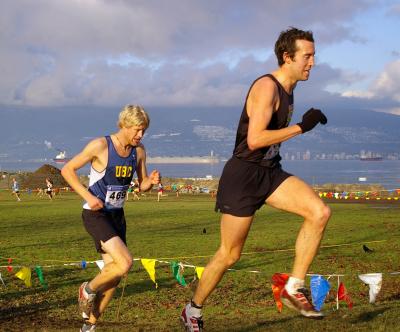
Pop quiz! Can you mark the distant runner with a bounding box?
[157,182,164,202]
[45,178,54,200]
[11,178,21,202]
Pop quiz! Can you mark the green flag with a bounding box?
[35,266,48,289]
[170,261,187,286]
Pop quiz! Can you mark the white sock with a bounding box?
[285,277,305,294]
[188,302,202,318]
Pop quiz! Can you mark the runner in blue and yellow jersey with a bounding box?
[62,105,160,332]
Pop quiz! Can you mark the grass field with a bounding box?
[1,190,399,331]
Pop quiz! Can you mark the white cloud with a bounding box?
[370,60,400,102]
[372,107,400,115]
[1,0,375,107]
[341,90,374,99]
[44,140,52,149]
[341,60,400,106]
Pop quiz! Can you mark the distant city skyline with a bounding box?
[282,150,400,161]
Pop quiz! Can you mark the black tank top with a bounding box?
[233,74,294,166]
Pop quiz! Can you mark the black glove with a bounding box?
[297,108,327,133]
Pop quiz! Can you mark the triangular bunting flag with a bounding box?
[141,259,158,288]
[310,275,330,311]
[338,282,353,309]
[195,267,204,280]
[95,260,105,270]
[359,273,382,303]
[35,266,48,289]
[271,273,289,313]
[15,267,32,287]
[171,261,187,287]
[271,284,283,313]
[0,272,5,287]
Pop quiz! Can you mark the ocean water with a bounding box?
[147,160,400,189]
[1,160,400,189]
[282,160,400,189]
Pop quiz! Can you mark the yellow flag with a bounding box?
[195,267,204,279]
[141,259,158,288]
[15,267,32,287]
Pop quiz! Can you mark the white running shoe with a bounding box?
[180,303,204,332]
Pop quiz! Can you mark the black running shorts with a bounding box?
[82,208,127,253]
[215,156,292,217]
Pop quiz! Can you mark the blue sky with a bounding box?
[319,2,400,93]
[1,0,399,114]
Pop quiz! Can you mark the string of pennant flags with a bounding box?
[318,187,400,200]
[1,240,399,313]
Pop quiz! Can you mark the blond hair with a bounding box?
[118,105,150,129]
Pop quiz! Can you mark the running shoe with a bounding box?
[78,282,96,319]
[180,303,204,332]
[80,322,96,332]
[280,287,324,319]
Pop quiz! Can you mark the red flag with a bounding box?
[338,282,353,309]
[7,258,13,273]
[271,273,289,313]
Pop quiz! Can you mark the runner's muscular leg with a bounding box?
[192,214,254,305]
[87,253,120,324]
[266,176,331,280]
[88,236,132,292]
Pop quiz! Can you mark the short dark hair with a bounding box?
[274,27,314,66]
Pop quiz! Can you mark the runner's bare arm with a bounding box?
[247,77,302,151]
[61,138,107,209]
[136,145,160,192]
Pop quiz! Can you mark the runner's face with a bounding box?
[126,125,146,146]
[291,39,315,81]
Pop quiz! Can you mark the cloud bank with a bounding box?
[1,0,399,114]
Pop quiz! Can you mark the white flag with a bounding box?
[95,260,105,270]
[359,273,382,303]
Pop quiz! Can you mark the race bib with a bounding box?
[105,185,128,209]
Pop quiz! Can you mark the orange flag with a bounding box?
[271,273,289,312]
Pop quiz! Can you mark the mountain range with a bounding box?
[1,105,399,161]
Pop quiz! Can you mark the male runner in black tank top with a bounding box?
[181,27,329,331]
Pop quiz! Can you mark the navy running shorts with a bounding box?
[215,156,292,217]
[82,208,127,253]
